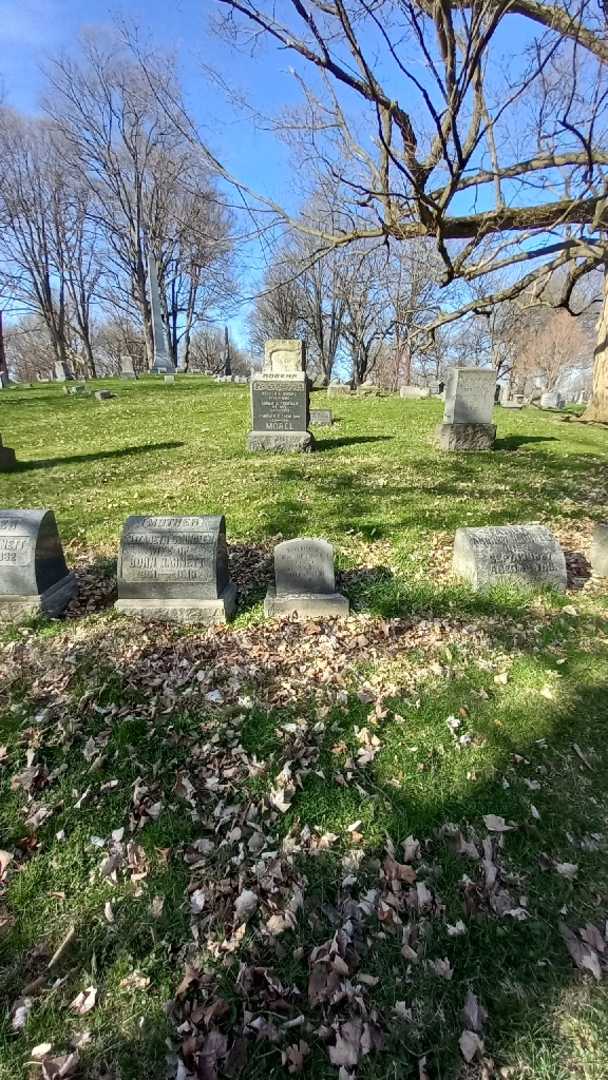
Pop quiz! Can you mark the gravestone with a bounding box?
[540,390,565,409]
[453,524,567,591]
[436,366,496,451]
[120,355,137,380]
[591,523,608,578]
[400,386,431,399]
[115,514,237,624]
[0,510,77,617]
[164,375,175,385]
[0,435,16,471]
[248,339,314,452]
[95,390,115,401]
[265,538,349,618]
[327,383,351,398]
[147,252,176,375]
[67,384,89,397]
[357,381,383,397]
[309,408,333,426]
[0,372,9,389]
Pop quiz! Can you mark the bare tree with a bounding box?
[213,0,608,420]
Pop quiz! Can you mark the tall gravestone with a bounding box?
[436,367,497,451]
[265,538,349,618]
[453,524,567,591]
[115,514,237,624]
[120,355,137,379]
[0,510,77,618]
[147,252,176,375]
[0,435,16,471]
[248,340,314,452]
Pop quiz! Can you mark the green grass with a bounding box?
[0,376,607,1079]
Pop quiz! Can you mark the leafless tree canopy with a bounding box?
[213,0,608,417]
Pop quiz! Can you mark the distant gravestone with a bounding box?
[453,524,567,591]
[54,362,67,382]
[327,383,351,398]
[0,509,77,618]
[147,251,176,375]
[164,375,175,385]
[120,355,137,380]
[115,514,236,624]
[591,524,608,578]
[248,339,314,452]
[95,390,115,401]
[436,367,496,451]
[0,435,16,472]
[400,386,431,399]
[309,408,333,426]
[67,384,89,397]
[0,372,9,389]
[265,538,349,618]
[540,390,565,409]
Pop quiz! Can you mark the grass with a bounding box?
[0,375,607,1079]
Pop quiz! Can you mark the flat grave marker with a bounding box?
[453,524,567,591]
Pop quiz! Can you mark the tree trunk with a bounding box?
[581,268,608,422]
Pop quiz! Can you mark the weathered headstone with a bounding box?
[327,382,351,398]
[120,355,137,380]
[453,524,567,591]
[115,514,237,624]
[0,372,9,389]
[400,386,431,399]
[248,339,314,452]
[265,538,349,618]
[147,251,176,375]
[0,510,77,617]
[591,523,608,578]
[0,435,16,471]
[436,367,497,451]
[164,375,175,385]
[309,408,333,426]
[540,390,565,409]
[95,390,115,401]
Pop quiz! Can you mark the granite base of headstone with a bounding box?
[327,383,351,398]
[0,509,77,618]
[309,408,333,426]
[436,366,496,451]
[591,523,608,578]
[0,436,16,472]
[115,514,237,625]
[265,538,349,618]
[400,386,431,399]
[453,524,567,592]
[248,339,314,453]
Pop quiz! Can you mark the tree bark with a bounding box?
[581,269,608,423]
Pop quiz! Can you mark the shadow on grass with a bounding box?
[14,441,185,471]
[495,434,558,451]
[314,435,393,452]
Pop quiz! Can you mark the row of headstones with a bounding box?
[2,510,607,623]
[246,344,513,453]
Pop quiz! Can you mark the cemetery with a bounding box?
[0,373,607,1080]
[0,0,608,1075]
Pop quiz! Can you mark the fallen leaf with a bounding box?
[70,986,97,1015]
[483,814,514,833]
[234,889,258,923]
[460,1029,484,1062]
[555,862,578,880]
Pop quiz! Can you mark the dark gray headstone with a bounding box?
[453,524,567,591]
[95,390,115,400]
[591,523,608,578]
[437,366,497,451]
[309,408,333,426]
[0,435,16,472]
[248,374,314,452]
[115,514,236,624]
[0,509,77,617]
[265,538,349,618]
